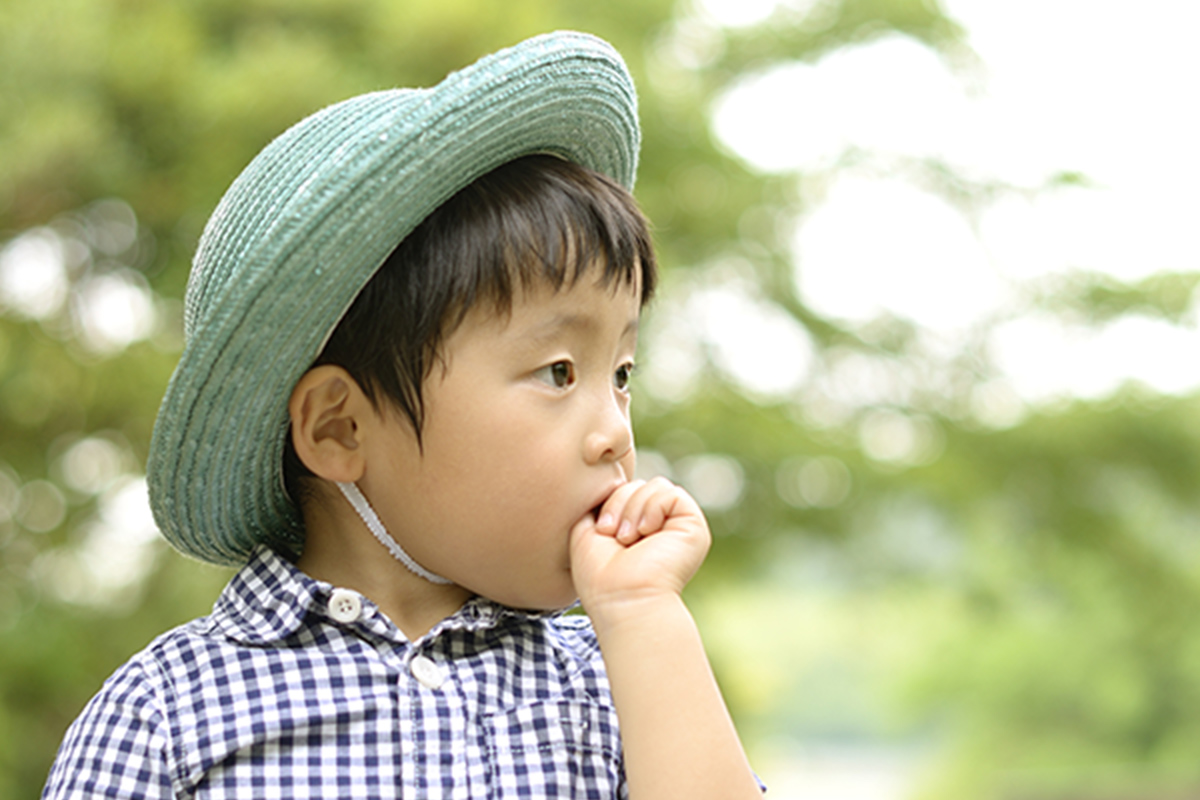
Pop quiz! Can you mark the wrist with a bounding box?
[583,590,690,640]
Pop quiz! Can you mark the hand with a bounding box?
[569,477,711,627]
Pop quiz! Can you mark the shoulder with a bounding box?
[64,613,218,731]
[42,620,207,799]
[87,617,204,706]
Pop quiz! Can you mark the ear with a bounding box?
[288,365,369,483]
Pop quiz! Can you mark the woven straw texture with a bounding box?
[147,31,640,566]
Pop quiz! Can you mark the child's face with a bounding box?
[358,270,641,609]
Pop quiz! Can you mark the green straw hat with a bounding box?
[147,31,640,566]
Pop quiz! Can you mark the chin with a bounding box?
[497,587,578,613]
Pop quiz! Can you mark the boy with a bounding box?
[43,31,761,799]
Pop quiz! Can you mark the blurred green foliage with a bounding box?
[3,1,1200,798]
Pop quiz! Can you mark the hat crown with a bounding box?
[184,88,424,339]
[184,32,638,341]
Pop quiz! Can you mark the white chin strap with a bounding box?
[336,481,453,585]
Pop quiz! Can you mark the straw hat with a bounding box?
[146,31,640,566]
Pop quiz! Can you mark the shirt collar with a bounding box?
[208,546,319,645]
[208,545,573,646]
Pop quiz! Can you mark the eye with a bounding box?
[614,362,636,391]
[534,360,575,389]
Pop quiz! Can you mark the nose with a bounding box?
[583,391,633,467]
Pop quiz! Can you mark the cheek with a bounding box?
[429,418,551,496]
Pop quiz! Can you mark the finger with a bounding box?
[641,482,706,534]
[636,486,677,534]
[594,480,645,534]
[614,477,675,544]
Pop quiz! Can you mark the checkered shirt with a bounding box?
[43,546,627,799]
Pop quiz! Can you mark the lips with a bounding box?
[584,480,625,525]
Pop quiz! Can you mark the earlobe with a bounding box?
[288,365,366,483]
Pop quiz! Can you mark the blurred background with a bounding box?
[3,0,1200,797]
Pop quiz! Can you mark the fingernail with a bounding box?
[597,513,613,529]
[617,519,632,540]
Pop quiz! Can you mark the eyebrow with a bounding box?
[522,313,640,343]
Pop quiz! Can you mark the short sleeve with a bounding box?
[42,659,174,800]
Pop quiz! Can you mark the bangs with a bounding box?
[419,154,656,330]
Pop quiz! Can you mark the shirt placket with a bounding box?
[399,638,473,799]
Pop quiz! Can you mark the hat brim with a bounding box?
[147,31,640,566]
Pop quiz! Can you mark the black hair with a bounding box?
[283,154,657,512]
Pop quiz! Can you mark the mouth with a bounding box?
[585,481,625,524]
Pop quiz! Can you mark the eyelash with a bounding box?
[535,361,637,391]
[613,362,636,391]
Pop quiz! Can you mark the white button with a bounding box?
[327,588,363,623]
[410,654,445,689]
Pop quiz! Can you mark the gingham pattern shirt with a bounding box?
[43,546,627,799]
